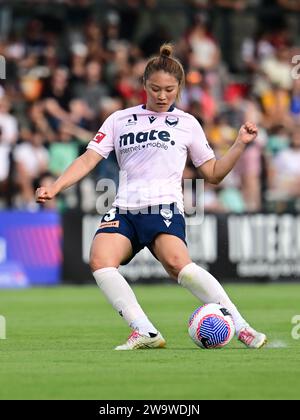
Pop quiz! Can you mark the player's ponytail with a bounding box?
[143,43,185,100]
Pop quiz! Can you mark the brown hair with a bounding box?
[143,43,185,100]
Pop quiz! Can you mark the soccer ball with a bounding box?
[188,303,235,349]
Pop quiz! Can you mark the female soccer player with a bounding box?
[36,44,267,350]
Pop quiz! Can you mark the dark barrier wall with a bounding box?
[63,211,300,284]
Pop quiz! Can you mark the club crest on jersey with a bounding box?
[160,209,173,220]
[93,131,106,143]
[165,116,179,127]
[126,114,138,126]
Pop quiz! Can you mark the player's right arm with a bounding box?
[35,149,103,203]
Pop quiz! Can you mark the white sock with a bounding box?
[178,263,248,334]
[93,267,157,336]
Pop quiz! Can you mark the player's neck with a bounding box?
[143,104,175,113]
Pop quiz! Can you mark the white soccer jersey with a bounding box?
[87,104,215,212]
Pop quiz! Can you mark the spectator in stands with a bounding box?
[69,42,89,87]
[265,124,290,157]
[27,101,56,144]
[14,130,49,209]
[291,79,300,123]
[117,0,140,41]
[0,127,12,207]
[68,98,94,130]
[260,83,292,129]
[0,96,18,146]
[213,0,248,71]
[83,18,105,62]
[72,60,110,116]
[207,114,238,156]
[270,128,300,203]
[277,0,300,11]
[242,29,275,74]
[222,84,247,129]
[187,14,220,73]
[42,67,73,129]
[234,141,263,212]
[179,70,217,124]
[48,124,80,178]
[260,46,293,91]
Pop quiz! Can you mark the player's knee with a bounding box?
[164,255,191,279]
[89,255,118,272]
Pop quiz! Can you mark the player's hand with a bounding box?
[237,122,258,145]
[35,186,56,203]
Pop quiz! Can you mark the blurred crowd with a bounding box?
[0,0,300,213]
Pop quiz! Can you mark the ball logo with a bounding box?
[165,116,179,127]
[197,315,231,348]
[220,307,231,317]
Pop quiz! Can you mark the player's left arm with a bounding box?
[197,122,258,185]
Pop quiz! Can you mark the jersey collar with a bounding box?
[142,104,175,112]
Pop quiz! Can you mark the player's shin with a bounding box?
[178,263,248,334]
[93,267,158,336]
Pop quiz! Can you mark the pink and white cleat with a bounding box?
[238,326,267,349]
[115,330,166,350]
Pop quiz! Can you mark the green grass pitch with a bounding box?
[0,283,299,400]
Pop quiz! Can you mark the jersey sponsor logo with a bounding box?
[93,131,106,143]
[119,130,175,147]
[148,116,157,124]
[126,114,138,126]
[165,116,179,127]
[99,221,120,229]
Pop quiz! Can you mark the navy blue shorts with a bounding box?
[95,203,186,265]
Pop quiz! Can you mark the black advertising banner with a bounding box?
[63,210,91,283]
[63,212,300,284]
